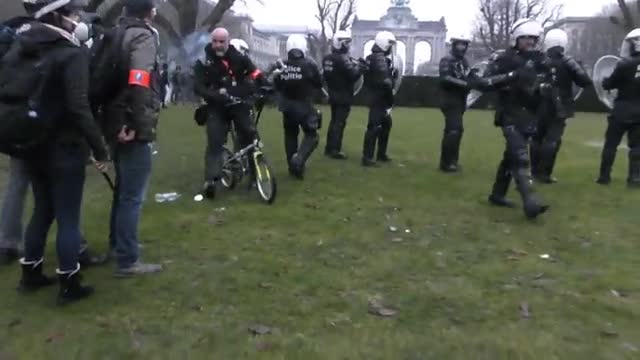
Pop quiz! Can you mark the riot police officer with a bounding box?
[438,35,472,172]
[531,29,592,184]
[322,30,365,159]
[597,28,640,187]
[193,27,264,198]
[362,31,397,167]
[478,19,550,219]
[273,34,323,179]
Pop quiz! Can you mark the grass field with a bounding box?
[0,106,639,359]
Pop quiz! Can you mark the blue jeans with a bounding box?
[109,142,152,268]
[0,157,29,250]
[24,144,88,272]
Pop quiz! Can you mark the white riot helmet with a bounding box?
[286,34,307,54]
[543,29,568,51]
[450,35,471,44]
[510,19,543,48]
[375,31,396,53]
[332,30,352,52]
[230,38,250,56]
[620,28,640,58]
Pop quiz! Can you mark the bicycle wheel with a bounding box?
[253,153,277,204]
[221,147,240,189]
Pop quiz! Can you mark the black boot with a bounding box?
[513,169,549,219]
[627,152,640,188]
[376,125,392,163]
[289,153,305,180]
[439,131,462,172]
[203,181,216,199]
[18,258,56,292]
[535,141,559,184]
[488,159,515,208]
[597,147,616,185]
[57,264,94,306]
[0,248,19,265]
[361,157,379,167]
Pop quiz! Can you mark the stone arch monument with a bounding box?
[351,0,447,75]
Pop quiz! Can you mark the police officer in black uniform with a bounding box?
[478,19,550,219]
[438,35,472,172]
[193,27,264,198]
[362,31,397,167]
[273,34,323,179]
[531,28,592,184]
[322,30,365,159]
[596,28,640,186]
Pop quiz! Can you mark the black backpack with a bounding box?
[0,24,17,60]
[88,20,149,108]
[88,24,128,108]
[0,39,54,157]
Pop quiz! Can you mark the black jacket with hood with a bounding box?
[6,21,108,161]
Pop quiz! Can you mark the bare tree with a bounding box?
[308,0,358,62]
[474,0,563,51]
[610,0,640,31]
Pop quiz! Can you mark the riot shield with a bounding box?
[593,55,620,110]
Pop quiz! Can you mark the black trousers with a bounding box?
[325,103,352,154]
[362,105,392,160]
[491,125,538,202]
[531,117,566,177]
[599,117,640,180]
[282,102,320,169]
[439,106,465,167]
[205,104,255,182]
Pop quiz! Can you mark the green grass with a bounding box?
[1,106,639,359]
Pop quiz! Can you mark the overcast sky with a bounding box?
[237,0,615,37]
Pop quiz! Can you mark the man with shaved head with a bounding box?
[194,26,265,199]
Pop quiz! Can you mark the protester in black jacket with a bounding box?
[531,29,592,184]
[597,28,640,186]
[438,35,472,172]
[361,31,397,167]
[273,34,323,179]
[194,27,265,195]
[322,30,365,159]
[13,0,109,305]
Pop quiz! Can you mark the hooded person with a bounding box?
[4,0,110,304]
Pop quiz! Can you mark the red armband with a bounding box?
[249,69,262,80]
[128,69,151,88]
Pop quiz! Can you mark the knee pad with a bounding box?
[629,146,640,159]
[515,148,530,168]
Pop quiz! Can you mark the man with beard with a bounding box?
[531,28,592,184]
[596,28,640,187]
[477,19,550,219]
[273,34,323,179]
[361,31,397,167]
[322,30,365,159]
[438,35,472,173]
[193,27,264,197]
